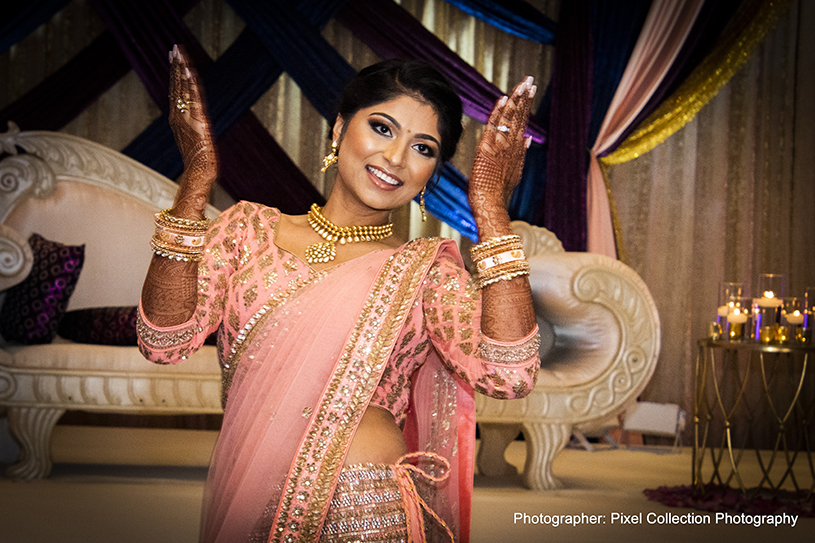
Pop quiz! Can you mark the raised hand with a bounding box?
[469,77,537,342]
[168,44,217,219]
[141,46,217,328]
[469,77,535,235]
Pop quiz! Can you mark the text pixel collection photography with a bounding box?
[513,510,801,528]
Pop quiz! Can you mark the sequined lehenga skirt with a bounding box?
[319,464,410,543]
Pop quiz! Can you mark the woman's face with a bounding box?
[332,94,441,215]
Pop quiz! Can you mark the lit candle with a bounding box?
[757,291,783,308]
[786,310,804,325]
[727,310,748,324]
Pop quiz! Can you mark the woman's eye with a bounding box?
[414,143,436,158]
[370,121,391,136]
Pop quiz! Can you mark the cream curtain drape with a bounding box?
[609,0,815,420]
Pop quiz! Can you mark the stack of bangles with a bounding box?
[150,208,210,262]
[470,234,530,289]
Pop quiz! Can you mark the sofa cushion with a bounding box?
[3,340,220,374]
[58,306,138,346]
[0,233,85,344]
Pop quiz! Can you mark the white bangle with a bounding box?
[476,248,526,272]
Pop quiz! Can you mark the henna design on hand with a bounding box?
[168,45,217,219]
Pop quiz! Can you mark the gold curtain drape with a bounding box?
[609,0,815,423]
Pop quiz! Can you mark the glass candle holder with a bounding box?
[717,282,745,332]
[781,297,805,344]
[725,296,751,341]
[754,274,785,343]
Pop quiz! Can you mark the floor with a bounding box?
[1,425,813,543]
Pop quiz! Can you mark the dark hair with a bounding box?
[334,59,463,165]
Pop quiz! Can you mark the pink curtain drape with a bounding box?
[586,0,706,257]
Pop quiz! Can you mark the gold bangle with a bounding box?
[478,269,530,289]
[150,237,205,262]
[477,260,530,289]
[471,234,522,261]
[158,208,210,230]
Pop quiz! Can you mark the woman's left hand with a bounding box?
[469,77,535,216]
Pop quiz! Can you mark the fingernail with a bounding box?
[173,44,179,56]
[526,136,533,148]
[184,67,191,79]
[529,85,537,98]
[526,76,534,85]
[499,95,508,107]
[169,50,174,63]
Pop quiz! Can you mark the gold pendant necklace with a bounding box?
[304,203,394,264]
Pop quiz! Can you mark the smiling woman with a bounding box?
[138,51,541,543]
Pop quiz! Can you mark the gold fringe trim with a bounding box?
[599,161,628,264]
[601,0,793,167]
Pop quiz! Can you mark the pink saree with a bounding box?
[199,237,473,543]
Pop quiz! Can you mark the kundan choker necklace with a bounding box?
[305,203,394,264]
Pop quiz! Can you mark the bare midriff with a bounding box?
[344,405,408,466]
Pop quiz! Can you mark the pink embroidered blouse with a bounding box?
[138,202,540,426]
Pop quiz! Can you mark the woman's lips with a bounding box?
[366,165,403,189]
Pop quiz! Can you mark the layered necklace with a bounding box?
[304,203,394,264]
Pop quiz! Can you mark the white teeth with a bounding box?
[368,167,400,186]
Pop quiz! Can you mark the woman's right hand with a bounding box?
[168,45,217,219]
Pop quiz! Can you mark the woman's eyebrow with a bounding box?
[370,112,441,147]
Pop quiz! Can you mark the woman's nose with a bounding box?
[383,139,406,166]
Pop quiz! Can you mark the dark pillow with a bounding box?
[58,306,219,347]
[0,233,85,344]
[58,306,138,346]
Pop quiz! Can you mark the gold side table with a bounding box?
[693,338,814,497]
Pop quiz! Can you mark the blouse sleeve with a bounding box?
[422,248,540,399]
[137,203,247,365]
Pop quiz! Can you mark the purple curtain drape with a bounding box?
[539,1,592,251]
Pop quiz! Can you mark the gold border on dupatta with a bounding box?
[269,238,443,543]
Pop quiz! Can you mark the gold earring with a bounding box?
[420,187,427,222]
[321,140,338,172]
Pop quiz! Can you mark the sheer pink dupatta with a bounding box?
[201,247,392,542]
[200,238,454,543]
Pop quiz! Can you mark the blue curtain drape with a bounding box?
[0,0,72,54]
[443,0,556,44]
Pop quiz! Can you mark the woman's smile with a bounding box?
[366,165,403,188]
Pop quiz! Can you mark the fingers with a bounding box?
[484,76,535,152]
[169,45,208,127]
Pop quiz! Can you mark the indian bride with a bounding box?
[138,45,540,543]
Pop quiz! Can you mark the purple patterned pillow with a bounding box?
[0,233,85,344]
[58,306,138,346]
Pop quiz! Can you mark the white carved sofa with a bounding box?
[475,222,661,490]
[0,123,222,480]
